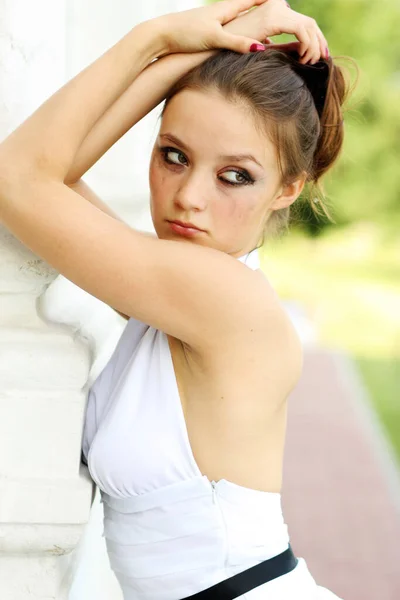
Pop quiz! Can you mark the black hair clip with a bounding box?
[292,60,330,118]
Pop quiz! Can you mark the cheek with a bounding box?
[218,193,260,224]
[149,160,170,212]
[149,160,163,193]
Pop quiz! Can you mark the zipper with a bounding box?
[211,480,217,503]
[210,480,229,568]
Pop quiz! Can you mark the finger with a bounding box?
[316,27,329,61]
[305,18,327,64]
[309,22,326,64]
[270,11,305,57]
[310,31,323,64]
[219,29,266,54]
[294,23,311,59]
[300,34,315,64]
[312,20,329,57]
[217,0,268,25]
[300,35,319,64]
[299,20,320,64]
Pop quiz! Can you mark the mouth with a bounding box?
[168,220,204,231]
[167,221,205,237]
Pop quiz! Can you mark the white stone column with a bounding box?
[0,1,94,599]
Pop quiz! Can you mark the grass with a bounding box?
[259,222,400,461]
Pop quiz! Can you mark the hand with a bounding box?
[154,0,273,56]
[223,0,329,64]
[154,0,328,65]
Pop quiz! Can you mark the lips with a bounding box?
[169,220,203,231]
[168,221,205,237]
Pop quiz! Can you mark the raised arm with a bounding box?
[63,49,216,185]
[63,1,328,186]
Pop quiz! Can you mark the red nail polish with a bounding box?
[250,43,265,52]
[325,48,330,59]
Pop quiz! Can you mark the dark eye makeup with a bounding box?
[158,146,256,187]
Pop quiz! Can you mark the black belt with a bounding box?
[181,545,298,599]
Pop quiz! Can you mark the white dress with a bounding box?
[81,249,342,600]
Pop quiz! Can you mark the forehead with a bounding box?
[161,88,277,168]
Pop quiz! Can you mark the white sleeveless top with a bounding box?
[81,249,341,600]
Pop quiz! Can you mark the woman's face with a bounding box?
[149,88,292,257]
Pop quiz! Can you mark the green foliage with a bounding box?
[306,0,400,233]
[208,0,400,236]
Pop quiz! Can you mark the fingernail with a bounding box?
[250,43,265,52]
[325,47,330,59]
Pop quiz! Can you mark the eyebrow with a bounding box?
[159,133,264,170]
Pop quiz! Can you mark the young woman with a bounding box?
[0,1,352,598]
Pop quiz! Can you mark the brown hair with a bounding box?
[161,47,357,247]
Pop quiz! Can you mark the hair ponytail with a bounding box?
[312,57,349,181]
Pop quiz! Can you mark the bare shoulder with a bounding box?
[197,268,304,395]
[255,268,304,381]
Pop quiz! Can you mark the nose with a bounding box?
[173,170,208,213]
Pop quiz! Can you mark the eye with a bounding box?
[159,146,255,187]
[160,146,187,166]
[220,169,255,187]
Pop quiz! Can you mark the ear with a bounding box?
[270,174,307,211]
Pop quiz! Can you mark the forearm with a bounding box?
[0,21,166,182]
[64,49,216,185]
[66,179,124,222]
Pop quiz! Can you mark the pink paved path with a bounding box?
[281,346,400,600]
